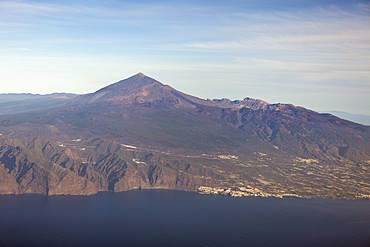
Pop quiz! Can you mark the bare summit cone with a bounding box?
[72,73,199,107]
[70,73,211,108]
[72,73,167,105]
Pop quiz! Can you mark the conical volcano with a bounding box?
[72,73,201,107]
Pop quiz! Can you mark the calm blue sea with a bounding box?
[0,190,369,247]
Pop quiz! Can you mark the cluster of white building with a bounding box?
[198,186,279,198]
[197,186,303,198]
[356,194,370,199]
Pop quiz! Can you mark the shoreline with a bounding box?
[1,187,369,200]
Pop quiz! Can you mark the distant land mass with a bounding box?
[0,73,369,199]
[0,93,78,115]
[324,111,370,126]
[0,93,46,103]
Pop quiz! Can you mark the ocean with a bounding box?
[0,189,369,247]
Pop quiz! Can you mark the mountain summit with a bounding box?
[72,72,205,108]
[0,73,370,199]
[73,73,163,104]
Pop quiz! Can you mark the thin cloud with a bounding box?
[0,0,369,114]
[0,1,193,22]
[178,6,370,53]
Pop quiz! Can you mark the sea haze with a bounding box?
[0,190,370,247]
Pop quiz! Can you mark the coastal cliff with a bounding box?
[0,136,216,195]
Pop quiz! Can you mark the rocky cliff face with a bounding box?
[0,136,216,195]
[0,141,97,195]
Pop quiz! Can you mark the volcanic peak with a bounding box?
[72,73,166,105]
[71,73,275,110]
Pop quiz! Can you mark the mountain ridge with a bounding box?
[0,73,369,199]
[70,73,272,110]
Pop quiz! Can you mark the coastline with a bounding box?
[1,186,370,200]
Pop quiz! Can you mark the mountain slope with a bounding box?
[0,73,370,199]
[220,103,370,159]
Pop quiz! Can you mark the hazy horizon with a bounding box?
[1,0,369,115]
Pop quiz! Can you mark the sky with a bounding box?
[1,0,369,115]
